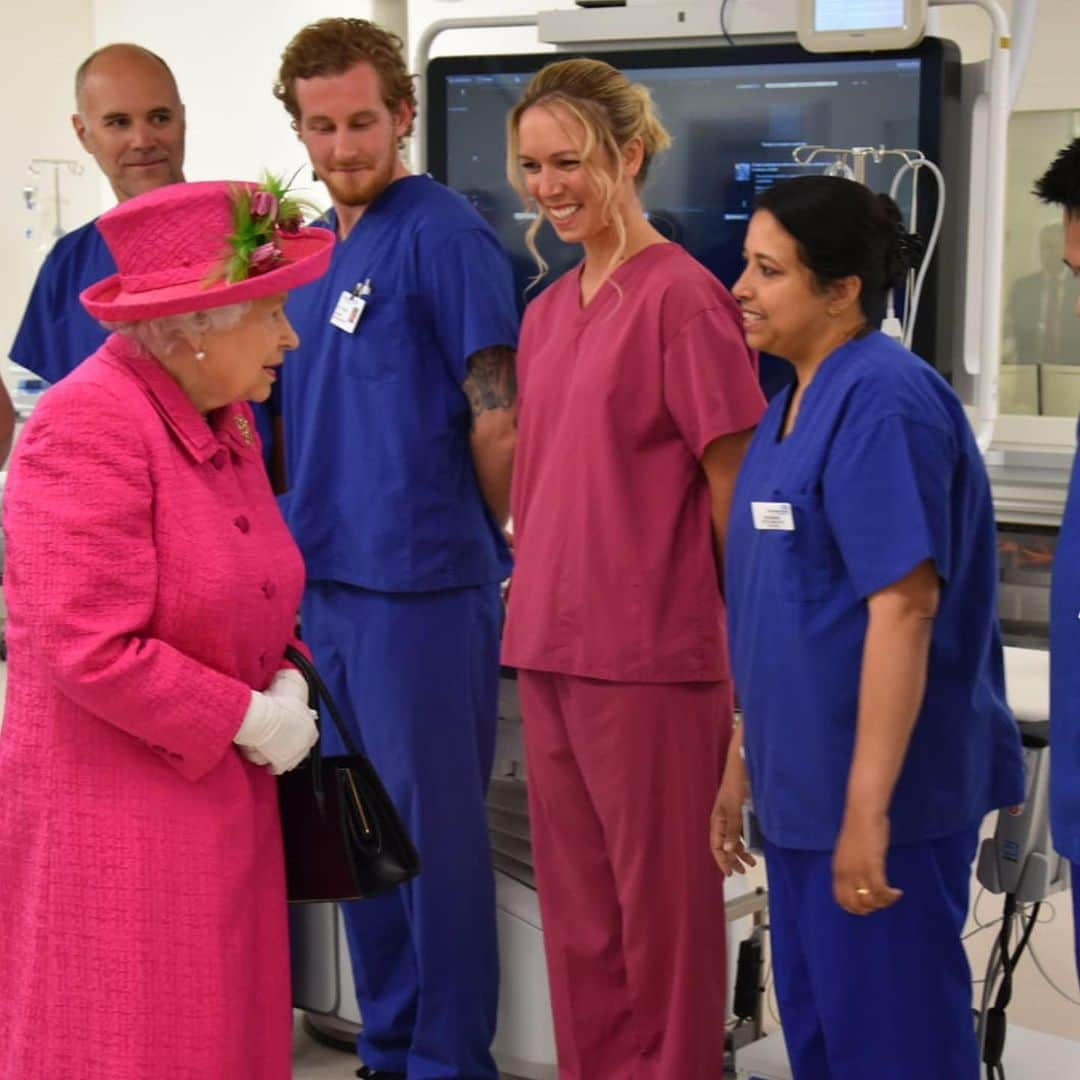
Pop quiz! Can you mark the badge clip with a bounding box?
[330,278,373,334]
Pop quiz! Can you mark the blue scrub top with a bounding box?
[10,220,114,384]
[726,331,1024,850]
[1050,422,1080,862]
[279,175,518,592]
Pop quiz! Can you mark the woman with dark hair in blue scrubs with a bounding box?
[711,175,1025,1079]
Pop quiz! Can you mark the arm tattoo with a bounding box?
[463,345,517,421]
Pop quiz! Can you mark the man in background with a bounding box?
[1037,136,1080,991]
[1005,221,1080,366]
[273,17,518,1080]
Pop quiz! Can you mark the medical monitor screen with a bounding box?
[815,0,906,31]
[427,39,959,381]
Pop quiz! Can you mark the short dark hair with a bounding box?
[1033,138,1080,219]
[756,175,917,326]
[274,18,416,138]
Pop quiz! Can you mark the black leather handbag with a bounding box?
[278,645,421,903]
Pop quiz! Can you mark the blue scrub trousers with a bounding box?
[764,829,980,1080]
[301,581,501,1080]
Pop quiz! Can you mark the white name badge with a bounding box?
[330,291,368,334]
[751,501,795,531]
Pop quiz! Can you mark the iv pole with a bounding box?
[27,158,84,239]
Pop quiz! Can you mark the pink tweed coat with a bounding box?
[0,335,306,1079]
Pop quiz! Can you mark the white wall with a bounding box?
[3,1,97,382]
[926,0,1080,111]
[1010,0,1080,113]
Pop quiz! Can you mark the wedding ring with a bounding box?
[855,887,871,896]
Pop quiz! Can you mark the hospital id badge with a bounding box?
[751,501,795,531]
[330,291,367,334]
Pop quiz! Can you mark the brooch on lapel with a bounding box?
[234,415,254,446]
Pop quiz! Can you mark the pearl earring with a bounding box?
[195,349,207,361]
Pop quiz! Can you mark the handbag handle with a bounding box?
[284,644,362,757]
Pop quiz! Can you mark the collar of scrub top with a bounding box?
[323,172,427,241]
[100,334,264,467]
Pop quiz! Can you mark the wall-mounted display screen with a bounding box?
[427,39,959,390]
[800,0,928,53]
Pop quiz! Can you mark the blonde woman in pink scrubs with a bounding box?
[501,58,767,1080]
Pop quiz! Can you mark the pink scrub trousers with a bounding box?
[517,669,731,1080]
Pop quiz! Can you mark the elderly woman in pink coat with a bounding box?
[0,179,334,1079]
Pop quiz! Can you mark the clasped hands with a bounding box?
[233,668,319,775]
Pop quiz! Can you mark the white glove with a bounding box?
[266,667,310,707]
[234,689,318,775]
[242,669,311,764]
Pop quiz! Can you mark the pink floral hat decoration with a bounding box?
[81,175,333,321]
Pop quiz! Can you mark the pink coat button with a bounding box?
[212,450,227,470]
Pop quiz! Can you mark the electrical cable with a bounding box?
[983,895,1016,1078]
[758,931,781,1026]
[765,968,780,1026]
[719,0,736,47]
[1013,902,1041,958]
[749,919,781,1028]
[965,919,1007,944]
[982,898,1042,1078]
[888,157,946,349]
[1026,935,1080,1008]
[972,886,990,927]
[904,159,945,349]
[908,158,920,288]
[978,931,1003,1059]
[972,893,1068,1072]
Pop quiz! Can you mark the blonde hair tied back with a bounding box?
[506,58,673,285]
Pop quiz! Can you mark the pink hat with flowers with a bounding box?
[81,177,333,321]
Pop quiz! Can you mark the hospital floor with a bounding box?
[289,1014,528,1079]
[291,1013,359,1078]
[0,663,1075,1076]
[288,858,1080,1078]
[742,827,1079,1045]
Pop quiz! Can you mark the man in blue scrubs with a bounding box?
[1037,137,1080,987]
[273,19,517,1080]
[10,43,186,387]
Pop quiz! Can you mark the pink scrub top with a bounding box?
[502,242,766,683]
